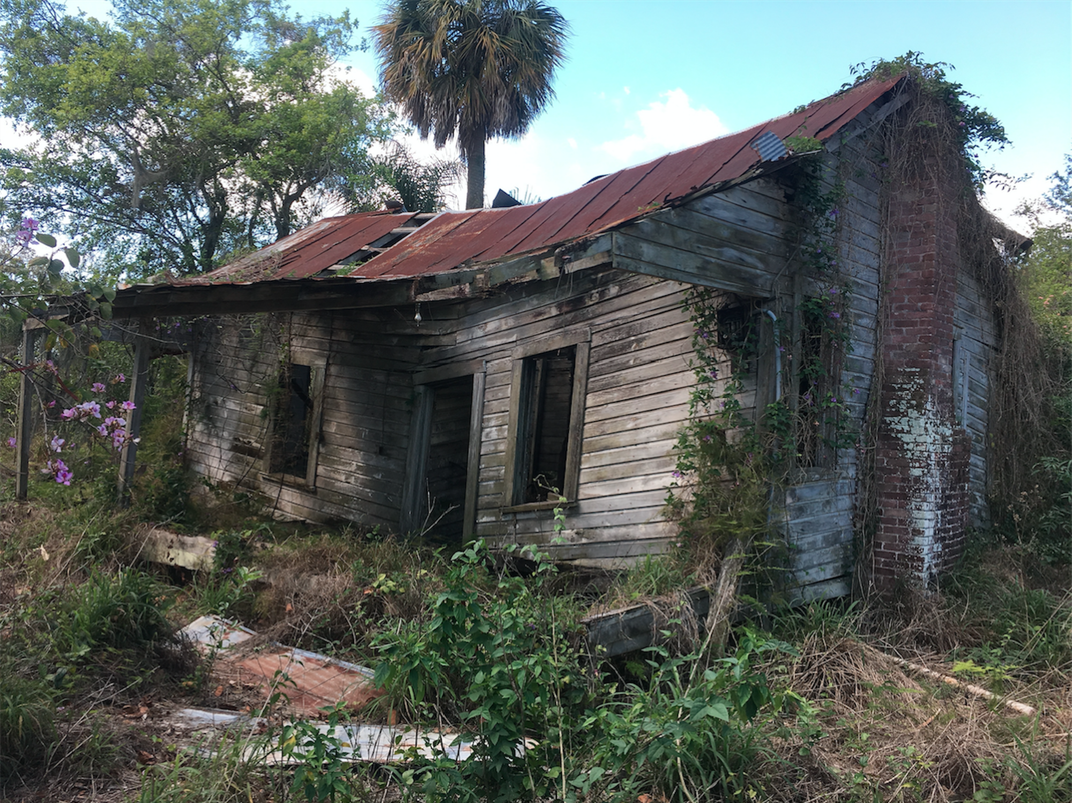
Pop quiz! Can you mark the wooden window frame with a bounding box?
[503,328,591,513]
[262,352,325,489]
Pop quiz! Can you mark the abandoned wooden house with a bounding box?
[59,73,1015,598]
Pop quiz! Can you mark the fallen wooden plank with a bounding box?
[582,587,710,658]
[136,527,216,571]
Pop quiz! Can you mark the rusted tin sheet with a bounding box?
[170,76,903,290]
[183,212,418,285]
[179,615,382,716]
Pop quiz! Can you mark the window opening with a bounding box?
[269,362,313,478]
[796,299,842,469]
[517,346,576,504]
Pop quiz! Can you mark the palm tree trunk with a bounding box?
[465,137,485,209]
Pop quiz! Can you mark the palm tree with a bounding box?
[373,0,568,209]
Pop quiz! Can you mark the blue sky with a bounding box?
[341,0,1072,226]
[25,0,1072,227]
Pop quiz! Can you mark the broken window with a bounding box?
[505,333,590,507]
[796,297,843,469]
[267,361,322,482]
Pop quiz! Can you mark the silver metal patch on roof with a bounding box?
[750,131,787,162]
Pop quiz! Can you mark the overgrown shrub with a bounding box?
[0,674,57,785]
[61,568,173,659]
[374,541,593,803]
[575,632,794,803]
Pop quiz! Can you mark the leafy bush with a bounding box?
[573,633,794,803]
[372,542,793,803]
[374,541,591,803]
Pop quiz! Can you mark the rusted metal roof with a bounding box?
[177,76,903,288]
[184,212,421,285]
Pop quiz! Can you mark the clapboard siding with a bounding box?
[188,311,423,527]
[955,270,995,527]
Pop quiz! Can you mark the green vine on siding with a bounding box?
[666,155,857,580]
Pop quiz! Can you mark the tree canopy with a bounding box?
[0,0,391,277]
[373,0,568,210]
[1018,155,1072,347]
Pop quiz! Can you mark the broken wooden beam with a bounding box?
[581,587,710,658]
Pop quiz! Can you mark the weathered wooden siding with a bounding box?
[780,134,885,601]
[415,269,695,565]
[954,271,996,527]
[187,310,423,527]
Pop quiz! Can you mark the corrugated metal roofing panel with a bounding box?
[187,212,418,285]
[173,76,905,290]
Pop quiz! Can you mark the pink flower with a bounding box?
[91,382,105,394]
[106,401,116,409]
[113,374,126,384]
[120,400,136,412]
[62,401,102,421]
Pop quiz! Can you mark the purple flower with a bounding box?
[91,382,105,394]
[828,287,839,295]
[671,471,682,479]
[5,437,15,448]
[120,400,136,412]
[49,435,64,453]
[47,458,72,486]
[106,400,116,409]
[829,312,841,319]
[47,400,56,408]
[113,374,126,384]
[14,218,38,246]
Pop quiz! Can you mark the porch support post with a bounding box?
[117,325,151,505]
[15,326,40,500]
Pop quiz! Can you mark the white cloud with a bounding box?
[1,119,39,150]
[599,88,728,165]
